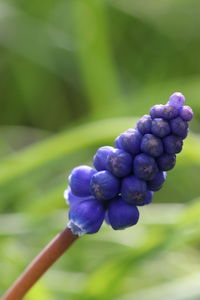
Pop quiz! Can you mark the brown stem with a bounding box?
[1,227,78,300]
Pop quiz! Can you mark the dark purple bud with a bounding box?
[147,172,167,191]
[107,197,139,230]
[68,199,105,235]
[161,104,179,120]
[179,105,194,121]
[106,148,133,177]
[69,165,97,197]
[137,115,152,135]
[150,104,165,119]
[93,146,115,171]
[64,187,95,206]
[151,118,171,138]
[163,135,183,154]
[170,117,188,139]
[90,170,120,201]
[133,153,158,180]
[141,134,163,157]
[121,175,147,205]
[167,92,185,108]
[157,153,176,171]
[116,129,142,155]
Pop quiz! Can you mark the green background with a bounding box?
[1,0,200,299]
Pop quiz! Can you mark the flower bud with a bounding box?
[68,199,105,236]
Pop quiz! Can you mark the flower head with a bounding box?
[65,92,193,235]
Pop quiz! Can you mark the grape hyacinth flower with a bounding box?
[90,170,120,200]
[141,134,163,157]
[133,153,158,180]
[107,197,139,230]
[69,165,96,197]
[137,114,152,134]
[2,92,194,300]
[115,128,142,155]
[65,92,193,236]
[106,148,133,177]
[93,146,115,171]
[157,153,176,171]
[151,118,171,138]
[68,198,105,235]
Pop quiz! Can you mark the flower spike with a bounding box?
[66,92,193,234]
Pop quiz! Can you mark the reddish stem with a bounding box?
[2,228,78,300]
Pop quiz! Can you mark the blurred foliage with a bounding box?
[0,0,200,299]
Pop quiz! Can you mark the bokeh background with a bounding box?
[1,0,200,299]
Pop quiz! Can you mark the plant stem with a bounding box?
[2,227,78,300]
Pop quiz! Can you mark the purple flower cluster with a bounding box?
[65,92,193,236]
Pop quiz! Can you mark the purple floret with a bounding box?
[150,104,165,119]
[147,171,167,191]
[93,146,115,171]
[137,115,152,135]
[106,148,133,178]
[90,170,120,201]
[141,134,163,157]
[157,153,176,171]
[170,117,188,139]
[168,92,185,108]
[116,129,142,155]
[161,104,179,120]
[121,175,147,205]
[179,105,194,121]
[107,197,139,230]
[151,118,171,138]
[133,153,158,180]
[163,135,183,154]
[69,165,97,197]
[68,198,105,236]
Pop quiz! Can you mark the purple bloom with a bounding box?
[141,134,163,157]
[151,118,171,138]
[68,198,105,236]
[161,104,179,120]
[69,165,97,197]
[163,135,183,154]
[107,197,139,230]
[150,104,165,119]
[93,146,115,171]
[133,153,158,180]
[116,129,142,155]
[157,154,176,171]
[137,115,152,135]
[106,148,133,177]
[168,92,185,108]
[170,117,188,139]
[121,175,147,205]
[179,105,194,122]
[90,170,120,200]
